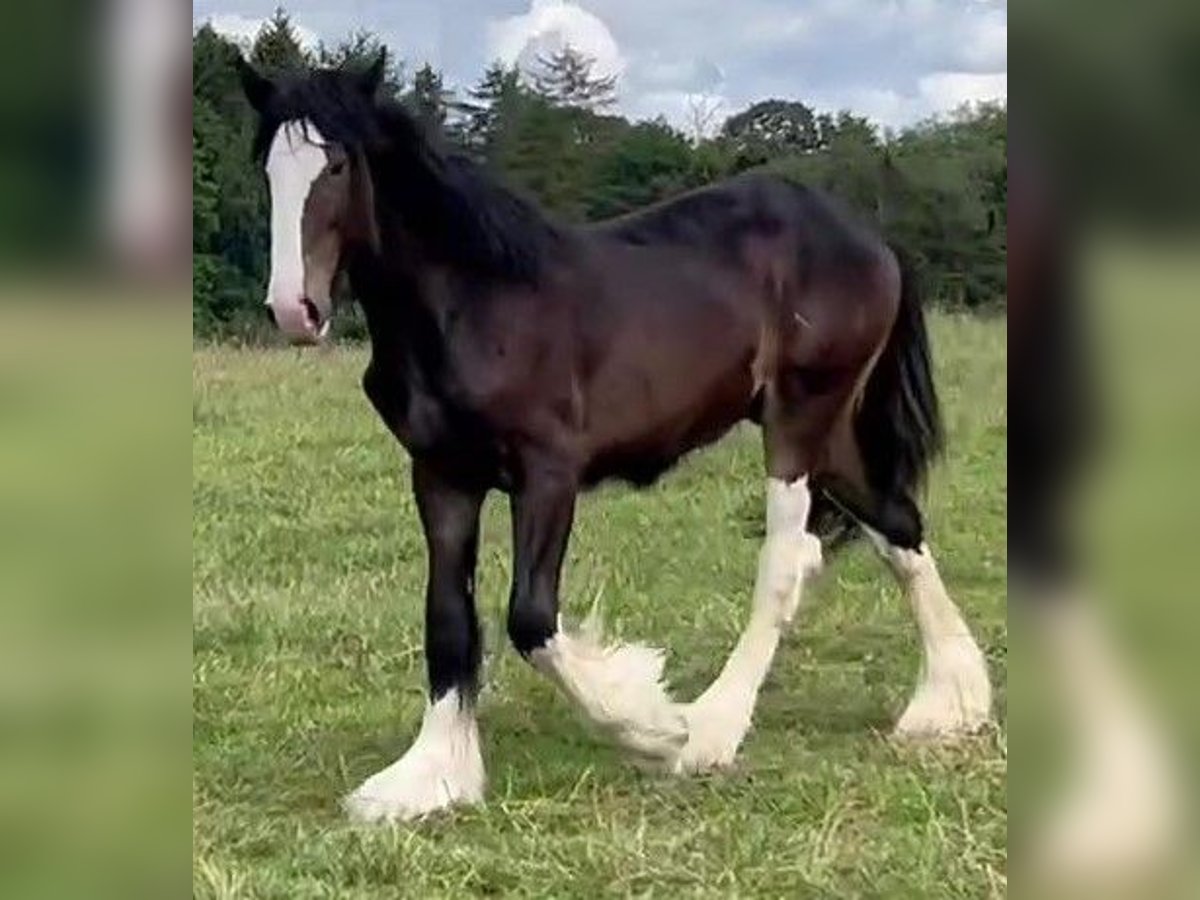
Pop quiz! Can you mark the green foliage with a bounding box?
[315,33,403,100]
[405,63,454,134]
[887,103,1008,307]
[765,103,1007,308]
[722,98,824,170]
[457,62,522,158]
[494,94,593,219]
[193,25,268,333]
[584,119,698,219]
[192,101,221,250]
[191,18,1008,340]
[764,111,886,214]
[251,7,308,73]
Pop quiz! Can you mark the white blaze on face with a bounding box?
[265,120,329,337]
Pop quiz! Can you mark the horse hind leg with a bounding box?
[866,507,992,739]
[819,424,992,739]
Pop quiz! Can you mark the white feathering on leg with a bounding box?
[531,608,687,760]
[344,689,485,823]
[869,536,992,739]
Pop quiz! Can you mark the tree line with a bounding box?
[193,10,1006,339]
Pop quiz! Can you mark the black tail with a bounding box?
[809,249,944,546]
[855,248,944,498]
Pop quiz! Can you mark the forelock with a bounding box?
[250,69,386,164]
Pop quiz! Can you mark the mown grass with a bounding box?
[193,313,1006,898]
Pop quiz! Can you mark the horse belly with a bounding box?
[580,346,758,488]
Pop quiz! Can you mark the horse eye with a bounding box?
[329,161,347,176]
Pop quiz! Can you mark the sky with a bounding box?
[193,0,1007,132]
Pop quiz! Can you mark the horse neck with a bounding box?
[346,239,452,364]
[348,137,553,358]
[366,132,558,291]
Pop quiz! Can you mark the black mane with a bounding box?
[252,68,563,284]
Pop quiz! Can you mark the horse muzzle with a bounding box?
[267,297,330,345]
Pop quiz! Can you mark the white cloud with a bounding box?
[204,13,320,51]
[918,70,1007,111]
[955,11,1006,72]
[811,69,1006,131]
[737,12,810,47]
[633,55,724,93]
[487,0,625,80]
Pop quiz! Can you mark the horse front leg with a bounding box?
[345,461,486,822]
[506,459,687,762]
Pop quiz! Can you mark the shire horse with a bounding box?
[238,57,992,823]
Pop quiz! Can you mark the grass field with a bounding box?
[193,313,1006,898]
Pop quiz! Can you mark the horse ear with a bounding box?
[356,52,387,99]
[237,56,275,113]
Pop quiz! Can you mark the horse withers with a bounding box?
[238,57,992,822]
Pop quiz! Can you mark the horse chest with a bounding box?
[362,360,510,486]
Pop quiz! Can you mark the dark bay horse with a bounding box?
[238,58,992,822]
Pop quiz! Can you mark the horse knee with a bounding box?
[507,593,556,657]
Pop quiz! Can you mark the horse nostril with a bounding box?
[300,298,322,329]
[265,305,278,327]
